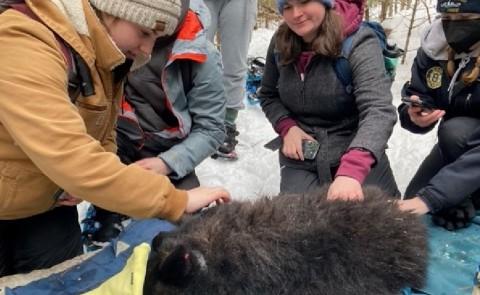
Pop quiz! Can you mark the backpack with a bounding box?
[0,1,95,102]
[335,21,404,95]
[274,21,405,96]
[245,56,265,105]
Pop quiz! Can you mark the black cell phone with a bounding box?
[401,97,435,111]
[264,136,282,151]
[302,139,320,160]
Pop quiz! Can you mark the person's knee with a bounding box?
[438,117,479,160]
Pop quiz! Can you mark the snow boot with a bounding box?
[212,123,239,161]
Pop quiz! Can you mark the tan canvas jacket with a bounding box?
[0,0,187,220]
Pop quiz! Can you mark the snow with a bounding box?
[195,3,440,201]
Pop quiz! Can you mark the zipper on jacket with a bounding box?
[161,65,185,137]
[296,54,319,108]
[448,56,470,103]
[293,63,306,108]
[465,93,472,111]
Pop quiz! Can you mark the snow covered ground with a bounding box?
[196,4,439,201]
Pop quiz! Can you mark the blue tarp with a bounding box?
[2,219,175,295]
[417,215,480,295]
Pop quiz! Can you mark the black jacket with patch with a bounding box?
[399,46,480,212]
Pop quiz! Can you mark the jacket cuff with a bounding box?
[275,117,297,138]
[398,103,437,134]
[335,149,375,184]
[160,188,188,221]
[159,152,185,180]
[416,188,441,213]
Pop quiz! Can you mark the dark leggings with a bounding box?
[0,206,83,277]
[405,117,480,197]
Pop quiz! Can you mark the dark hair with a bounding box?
[275,7,343,65]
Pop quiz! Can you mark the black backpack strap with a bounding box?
[70,50,95,99]
[334,34,355,95]
[8,3,94,103]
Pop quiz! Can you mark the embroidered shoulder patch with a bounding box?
[426,66,443,89]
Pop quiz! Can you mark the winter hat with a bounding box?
[437,0,480,14]
[277,0,335,14]
[90,0,182,36]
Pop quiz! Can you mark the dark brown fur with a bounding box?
[144,187,427,295]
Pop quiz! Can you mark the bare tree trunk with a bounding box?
[380,0,389,22]
[388,0,394,17]
[402,0,419,64]
[422,0,432,23]
[364,4,370,21]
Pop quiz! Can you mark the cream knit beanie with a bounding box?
[89,0,182,36]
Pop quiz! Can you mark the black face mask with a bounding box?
[442,19,480,53]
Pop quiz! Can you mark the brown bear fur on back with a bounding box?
[144,186,427,295]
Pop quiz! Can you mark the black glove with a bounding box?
[471,190,480,210]
[431,198,476,231]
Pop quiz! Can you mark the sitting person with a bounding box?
[258,0,399,199]
[0,0,229,276]
[397,0,480,230]
[85,0,226,244]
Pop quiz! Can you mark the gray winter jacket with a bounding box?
[259,26,397,172]
[122,0,225,179]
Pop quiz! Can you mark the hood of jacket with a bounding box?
[336,0,365,37]
[421,16,480,61]
[167,0,210,65]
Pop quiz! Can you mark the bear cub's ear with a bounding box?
[157,245,195,287]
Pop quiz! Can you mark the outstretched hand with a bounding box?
[185,187,231,213]
[327,176,364,201]
[407,95,445,127]
[397,197,429,215]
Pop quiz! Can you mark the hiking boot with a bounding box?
[220,125,238,153]
[212,123,239,160]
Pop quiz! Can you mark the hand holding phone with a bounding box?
[302,139,320,160]
[401,96,435,112]
[403,96,445,127]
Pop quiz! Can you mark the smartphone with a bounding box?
[401,97,435,111]
[264,136,282,151]
[302,139,320,160]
